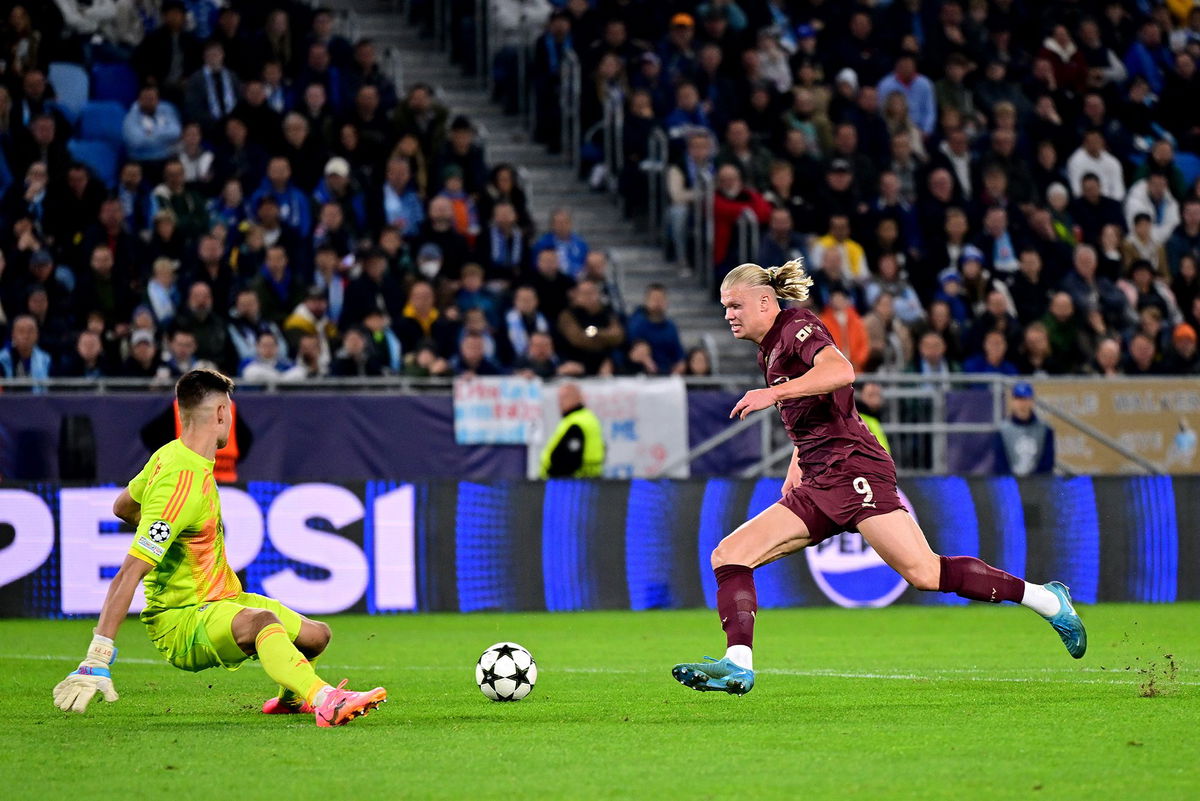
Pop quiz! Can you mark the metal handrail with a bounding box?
[735,207,758,266]
[1034,396,1163,474]
[642,128,669,239]
[691,170,715,287]
[559,48,581,169]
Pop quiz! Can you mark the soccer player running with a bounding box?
[53,369,387,726]
[672,261,1086,695]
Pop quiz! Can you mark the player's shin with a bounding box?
[715,564,757,670]
[936,555,1024,604]
[254,624,329,706]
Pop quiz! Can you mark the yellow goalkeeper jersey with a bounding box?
[127,439,242,614]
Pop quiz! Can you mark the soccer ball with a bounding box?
[475,642,537,701]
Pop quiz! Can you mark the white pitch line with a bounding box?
[5,654,1195,686]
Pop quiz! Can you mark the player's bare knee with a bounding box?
[248,609,282,633]
[311,620,332,652]
[711,542,732,570]
[906,560,942,592]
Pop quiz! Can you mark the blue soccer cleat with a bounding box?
[1042,581,1087,659]
[672,656,755,695]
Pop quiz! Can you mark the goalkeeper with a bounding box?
[53,368,387,727]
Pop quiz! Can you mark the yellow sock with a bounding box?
[278,657,317,705]
[255,624,328,705]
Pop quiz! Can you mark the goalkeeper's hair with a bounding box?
[721,258,814,302]
[175,368,235,414]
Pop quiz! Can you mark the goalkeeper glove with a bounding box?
[53,633,119,713]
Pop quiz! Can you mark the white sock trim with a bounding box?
[1021,582,1061,617]
[724,644,753,671]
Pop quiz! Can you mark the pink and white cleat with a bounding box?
[262,696,314,715]
[313,679,387,727]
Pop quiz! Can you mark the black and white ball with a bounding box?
[475,642,537,701]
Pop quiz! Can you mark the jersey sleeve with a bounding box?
[126,458,153,505]
[783,313,836,369]
[129,468,195,564]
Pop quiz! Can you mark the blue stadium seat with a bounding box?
[48,62,89,120]
[77,101,127,148]
[89,62,138,108]
[1176,152,1200,190]
[68,139,119,188]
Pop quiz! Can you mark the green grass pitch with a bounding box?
[2,604,1197,800]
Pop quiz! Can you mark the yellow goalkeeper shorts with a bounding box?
[144,592,304,672]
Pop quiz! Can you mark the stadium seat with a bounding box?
[76,101,127,149]
[67,139,119,188]
[1176,152,1200,190]
[48,62,89,120]
[89,62,139,108]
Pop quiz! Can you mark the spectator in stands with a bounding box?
[819,288,869,372]
[626,283,685,375]
[119,328,159,378]
[1163,323,1200,374]
[1124,331,1162,375]
[122,85,183,182]
[374,157,424,239]
[1091,337,1123,377]
[712,163,770,276]
[239,330,294,383]
[152,159,209,242]
[1040,292,1087,373]
[253,245,306,325]
[175,281,229,369]
[395,279,455,356]
[184,39,240,137]
[862,292,912,373]
[434,116,487,196]
[1169,199,1200,275]
[534,209,589,279]
[287,332,329,379]
[341,248,404,330]
[478,164,532,233]
[453,330,504,376]
[664,82,711,140]
[0,312,48,378]
[513,330,565,379]
[964,329,1019,376]
[132,0,199,101]
[875,54,935,136]
[756,208,806,272]
[811,213,869,284]
[716,120,772,193]
[1015,321,1064,376]
[227,288,284,366]
[331,327,383,377]
[435,166,480,245]
[146,256,180,327]
[393,83,449,163]
[476,201,528,284]
[1124,17,1173,95]
[1063,244,1134,334]
[1125,171,1181,247]
[1066,130,1124,204]
[557,278,624,375]
[454,263,500,328]
[666,131,715,269]
[411,196,472,282]
[249,157,313,238]
[506,285,550,361]
[160,327,199,377]
[1069,173,1125,248]
[362,307,403,374]
[282,284,336,369]
[1123,214,1170,278]
[993,382,1055,475]
[681,346,711,376]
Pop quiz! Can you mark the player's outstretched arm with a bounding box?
[53,555,153,714]
[113,488,141,528]
[730,348,856,420]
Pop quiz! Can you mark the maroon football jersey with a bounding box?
[756,308,894,481]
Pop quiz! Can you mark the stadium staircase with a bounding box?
[337,1,747,373]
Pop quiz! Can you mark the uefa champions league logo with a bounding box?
[804,489,915,608]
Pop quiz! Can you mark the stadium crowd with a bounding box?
[494,0,1200,376]
[0,0,696,383]
[2,1,1200,384]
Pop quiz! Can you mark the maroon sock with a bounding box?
[938,556,1025,604]
[715,564,757,648]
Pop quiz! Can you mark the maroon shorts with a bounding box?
[777,468,905,545]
